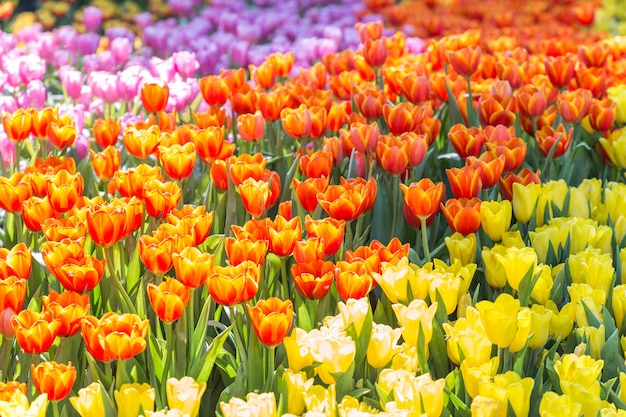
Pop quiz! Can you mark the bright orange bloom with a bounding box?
[484,137,527,172]
[495,58,525,89]
[22,196,59,232]
[291,260,335,300]
[0,276,26,312]
[50,255,105,293]
[446,166,482,199]
[278,200,293,220]
[0,172,32,213]
[194,126,235,165]
[354,88,386,119]
[516,85,548,120]
[158,142,196,180]
[47,121,77,150]
[466,153,505,189]
[167,205,214,246]
[209,159,229,191]
[231,218,270,242]
[30,107,58,139]
[362,38,387,68]
[401,74,431,104]
[588,98,615,132]
[355,21,383,42]
[447,46,481,77]
[305,216,345,257]
[348,122,379,154]
[81,312,149,362]
[123,125,161,160]
[267,51,294,77]
[31,361,76,401]
[293,238,326,264]
[335,260,375,301]
[477,94,517,127]
[383,103,416,135]
[578,42,610,68]
[300,150,333,179]
[544,54,577,89]
[441,197,481,235]
[3,109,32,141]
[147,278,190,323]
[12,310,61,354]
[448,124,484,159]
[345,245,381,274]
[199,75,229,106]
[281,105,312,140]
[143,179,182,219]
[293,176,329,213]
[231,84,257,115]
[173,247,214,289]
[41,238,84,268]
[239,177,271,219]
[114,164,164,200]
[400,178,445,220]
[247,298,293,347]
[258,91,288,122]
[371,237,410,264]
[192,106,226,129]
[0,382,26,402]
[576,66,606,98]
[93,117,121,148]
[228,153,266,186]
[267,215,302,257]
[45,169,83,213]
[308,106,328,139]
[237,111,265,142]
[499,168,542,200]
[557,89,592,124]
[42,290,90,337]
[141,82,169,113]
[0,243,32,280]
[535,124,573,159]
[138,231,176,276]
[317,177,377,221]
[376,134,410,176]
[327,102,348,131]
[86,197,143,247]
[207,261,261,306]
[249,61,276,90]
[225,237,268,266]
[90,146,121,181]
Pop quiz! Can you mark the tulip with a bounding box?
[304,216,345,257]
[478,371,534,417]
[70,382,105,417]
[291,260,335,300]
[512,182,540,223]
[166,377,206,417]
[447,46,482,77]
[80,312,149,362]
[207,261,260,306]
[476,293,520,348]
[45,170,83,214]
[372,257,427,303]
[284,327,316,372]
[441,197,482,235]
[461,357,500,398]
[42,291,90,337]
[12,310,61,354]
[568,248,614,296]
[0,173,32,213]
[141,82,169,113]
[114,383,155,417]
[247,297,293,347]
[448,124,485,159]
[480,200,512,241]
[367,323,402,368]
[147,278,190,323]
[31,361,76,401]
[158,143,196,180]
[493,246,537,291]
[0,391,48,417]
[538,392,582,417]
[2,109,32,142]
[220,392,277,417]
[172,247,214,289]
[143,179,182,219]
[470,396,498,417]
[281,370,313,415]
[92,117,120,148]
[393,299,438,347]
[335,260,375,301]
[292,177,329,213]
[401,178,445,221]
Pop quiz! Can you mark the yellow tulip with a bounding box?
[470,396,498,417]
[605,183,626,223]
[391,342,419,373]
[383,372,445,417]
[531,264,554,305]
[461,357,500,398]
[445,232,476,265]
[367,323,402,368]
[527,304,553,349]
[392,299,438,347]
[494,246,537,291]
[568,186,590,219]
[570,221,612,255]
[303,384,336,415]
[614,217,626,248]
[613,285,626,331]
[509,307,532,353]
[599,128,626,169]
[538,392,582,417]
[372,258,427,304]
[512,182,541,223]
[377,368,414,398]
[575,325,605,360]
[501,230,526,248]
[281,370,313,416]
[547,301,574,341]
[284,328,316,372]
[70,382,105,417]
[529,225,566,265]
[337,297,370,336]
[444,320,492,367]
[560,383,602,417]
[618,372,626,404]
[428,271,461,315]
[166,377,206,417]
[137,410,188,417]
[0,391,48,417]
[607,85,626,123]
[553,353,603,396]
[535,180,568,227]
[309,327,355,385]
[568,248,614,296]
[568,282,607,316]
[478,371,534,417]
[115,383,155,417]
[476,293,519,348]
[220,392,276,417]
[482,245,508,288]
[480,200,512,241]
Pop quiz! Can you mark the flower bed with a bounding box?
[0,0,625,416]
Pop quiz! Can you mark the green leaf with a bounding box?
[191,295,215,361]
[331,361,355,401]
[581,299,602,328]
[443,387,470,417]
[601,328,626,382]
[190,323,233,385]
[444,83,465,126]
[125,242,142,298]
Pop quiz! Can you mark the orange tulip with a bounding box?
[231,85,258,115]
[484,137,527,172]
[123,125,161,160]
[47,123,77,149]
[81,312,149,362]
[114,164,164,200]
[0,172,32,213]
[158,142,197,180]
[516,85,548,120]
[207,261,261,306]
[267,215,302,257]
[237,111,265,142]
[258,91,288,122]
[327,101,348,131]
[228,153,266,186]
[138,232,176,276]
[90,146,121,181]
[495,58,525,89]
[557,89,592,124]
[2,109,32,141]
[371,237,410,264]
[210,159,229,191]
[250,61,276,89]
[383,103,416,135]
[447,46,481,77]
[247,298,293,347]
[448,124,484,159]
[536,124,573,159]
[194,127,235,166]
[239,177,271,219]
[225,237,268,266]
[167,205,214,246]
[45,169,84,213]
[544,54,577,89]
[86,197,143,247]
[441,197,482,235]
[12,309,61,354]
[588,98,615,132]
[291,260,335,300]
[231,218,270,242]
[0,276,26,312]
[199,75,229,106]
[466,153,505,189]
[308,106,328,139]
[192,106,226,129]
[446,166,483,199]
[335,260,375,301]
[499,168,541,200]
[401,74,431,104]
[299,150,333,179]
[281,105,312,140]
[42,290,90,337]
[173,247,214,289]
[293,238,327,264]
[400,178,445,220]
[293,176,329,213]
[22,196,60,232]
[345,245,381,274]
[0,243,32,280]
[0,382,26,402]
[376,134,410,176]
[477,94,517,127]
[317,177,377,221]
[49,255,105,293]
[143,179,182,219]
[354,88,386,119]
[147,278,190,323]
[578,43,610,68]
[31,361,76,401]
[305,216,345,257]
[93,117,121,148]
[141,82,169,113]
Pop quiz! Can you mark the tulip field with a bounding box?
[2,0,626,415]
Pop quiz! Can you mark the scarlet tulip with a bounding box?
[12,309,61,354]
[141,82,169,113]
[93,117,121,148]
[400,178,445,220]
[446,166,482,199]
[32,361,76,401]
[441,198,482,235]
[247,298,293,347]
[207,261,261,306]
[41,290,90,337]
[81,312,149,362]
[199,75,229,106]
[147,278,190,323]
[291,260,335,300]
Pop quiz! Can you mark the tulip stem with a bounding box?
[390,175,400,243]
[104,246,137,315]
[420,217,431,263]
[264,346,275,392]
[52,400,60,417]
[280,257,290,299]
[161,322,174,403]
